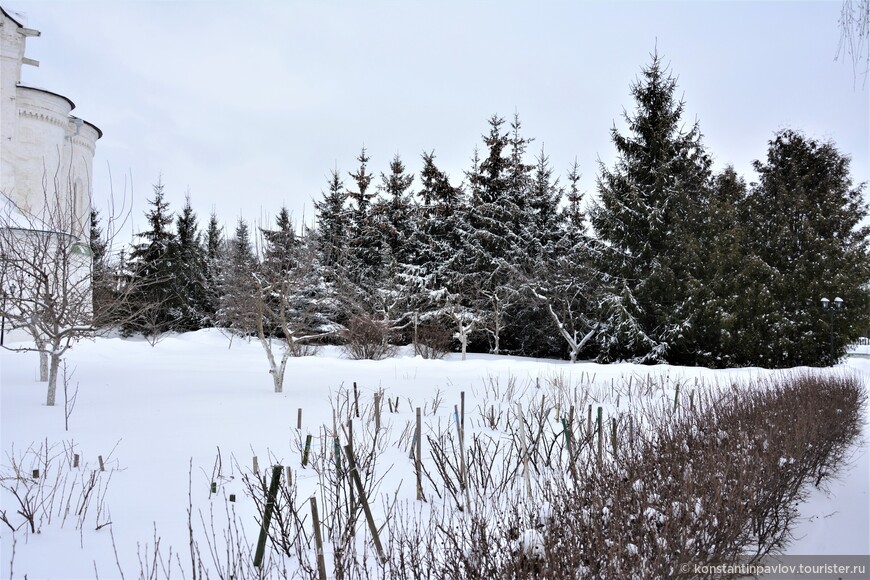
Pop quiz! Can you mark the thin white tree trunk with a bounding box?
[46,352,60,406]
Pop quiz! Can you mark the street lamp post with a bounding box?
[821,296,844,364]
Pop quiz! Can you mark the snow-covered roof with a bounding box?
[0,5,27,28]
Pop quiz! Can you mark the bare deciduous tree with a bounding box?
[837,0,870,84]
[0,181,140,406]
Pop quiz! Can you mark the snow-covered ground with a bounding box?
[1,329,867,578]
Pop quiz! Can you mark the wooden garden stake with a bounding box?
[611,417,618,456]
[343,444,387,563]
[98,455,105,472]
[73,453,79,468]
[416,407,423,501]
[690,389,695,412]
[587,404,593,440]
[254,465,282,568]
[374,393,381,431]
[673,384,681,414]
[302,435,313,467]
[253,456,259,475]
[460,390,466,435]
[353,382,360,418]
[297,408,303,430]
[309,496,328,580]
[518,403,532,497]
[286,466,292,487]
[596,407,603,463]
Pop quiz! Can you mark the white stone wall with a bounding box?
[1,6,100,241]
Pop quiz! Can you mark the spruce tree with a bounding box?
[167,195,209,331]
[743,129,870,366]
[373,153,415,266]
[217,218,257,334]
[467,115,530,353]
[124,179,176,335]
[89,209,113,321]
[202,212,224,325]
[590,51,712,363]
[314,168,349,279]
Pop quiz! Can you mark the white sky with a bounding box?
[9,0,870,240]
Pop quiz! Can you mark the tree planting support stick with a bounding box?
[416,407,423,500]
[254,465,282,568]
[309,496,328,580]
[343,444,387,563]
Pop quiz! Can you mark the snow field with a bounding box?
[1,329,868,578]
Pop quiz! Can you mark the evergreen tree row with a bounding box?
[94,52,870,368]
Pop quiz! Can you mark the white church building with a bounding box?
[1,4,100,236]
[1,5,101,345]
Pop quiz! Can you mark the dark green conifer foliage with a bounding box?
[314,168,349,278]
[742,129,870,366]
[201,212,223,325]
[217,218,257,334]
[167,195,210,331]
[89,209,113,320]
[123,179,176,335]
[591,51,712,363]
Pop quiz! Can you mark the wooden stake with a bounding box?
[374,393,381,431]
[253,456,259,475]
[518,403,532,497]
[343,444,387,563]
[73,454,79,468]
[587,404,593,440]
[353,382,360,418]
[416,407,423,500]
[98,455,105,472]
[297,408,303,430]
[302,435,313,467]
[460,391,466,435]
[596,407,603,463]
[611,417,618,456]
[254,465,282,568]
[309,496,328,580]
[286,466,292,487]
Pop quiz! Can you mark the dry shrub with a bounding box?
[414,323,452,359]
[341,314,397,360]
[380,372,866,579]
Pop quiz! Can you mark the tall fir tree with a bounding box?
[314,168,349,279]
[167,195,210,331]
[590,51,712,363]
[217,218,257,334]
[741,129,870,366]
[372,153,415,266]
[123,178,176,335]
[89,209,113,320]
[202,212,224,325]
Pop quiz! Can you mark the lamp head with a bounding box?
[821,297,830,309]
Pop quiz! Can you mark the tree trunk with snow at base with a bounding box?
[1,178,146,406]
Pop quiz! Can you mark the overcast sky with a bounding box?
[10,0,870,240]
